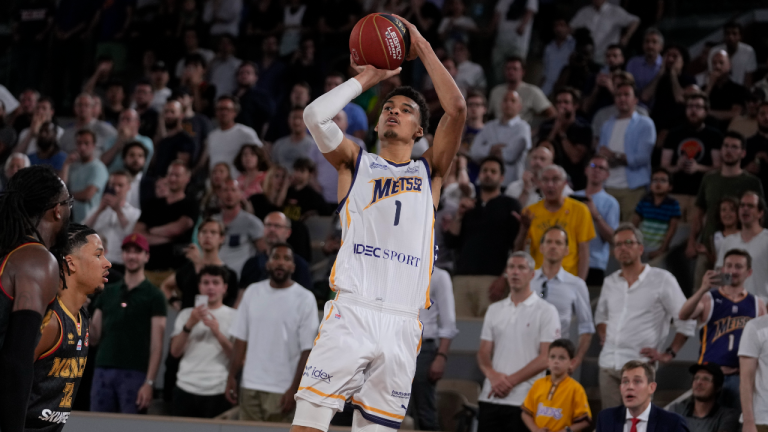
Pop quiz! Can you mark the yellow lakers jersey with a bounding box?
[331,150,435,310]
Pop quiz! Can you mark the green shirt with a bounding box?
[696,171,764,250]
[94,278,167,372]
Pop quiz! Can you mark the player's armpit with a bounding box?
[34,310,61,360]
[422,109,466,179]
[321,137,361,172]
[9,246,60,315]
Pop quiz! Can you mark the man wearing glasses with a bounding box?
[660,92,723,223]
[206,95,262,176]
[530,226,594,373]
[715,191,768,301]
[594,223,695,409]
[573,154,620,286]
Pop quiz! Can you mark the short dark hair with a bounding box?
[684,92,709,110]
[75,128,97,144]
[590,153,610,164]
[326,71,346,81]
[724,248,752,270]
[269,242,293,256]
[53,223,99,272]
[383,86,430,131]
[606,43,624,55]
[723,21,743,33]
[724,131,746,149]
[742,190,766,213]
[37,96,54,108]
[652,167,672,185]
[134,78,152,91]
[198,265,229,285]
[122,140,148,160]
[553,86,581,103]
[234,144,270,173]
[505,56,526,69]
[539,225,569,247]
[293,157,315,173]
[621,360,655,383]
[480,155,504,175]
[184,53,207,68]
[110,169,131,181]
[293,81,312,94]
[106,79,125,90]
[216,95,240,113]
[549,338,575,359]
[466,90,487,105]
[238,61,259,75]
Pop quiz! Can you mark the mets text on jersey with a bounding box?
[353,244,421,267]
[47,357,87,378]
[711,316,752,342]
[365,176,423,209]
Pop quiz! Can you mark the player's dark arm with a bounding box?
[225,338,247,404]
[398,16,466,182]
[0,248,60,432]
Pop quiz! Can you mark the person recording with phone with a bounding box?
[679,248,767,410]
[84,170,142,274]
[169,265,236,418]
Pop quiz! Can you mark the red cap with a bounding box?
[122,233,149,252]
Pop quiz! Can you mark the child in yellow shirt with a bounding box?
[522,339,592,432]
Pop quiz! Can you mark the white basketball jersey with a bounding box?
[331,150,435,310]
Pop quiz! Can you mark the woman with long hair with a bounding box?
[249,165,289,220]
[233,144,269,199]
[201,162,232,217]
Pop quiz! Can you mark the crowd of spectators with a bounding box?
[4,0,768,431]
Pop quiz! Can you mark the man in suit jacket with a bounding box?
[596,360,690,432]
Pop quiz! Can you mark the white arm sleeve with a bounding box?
[303,78,363,153]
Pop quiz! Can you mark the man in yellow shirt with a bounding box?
[522,339,592,432]
[515,164,595,279]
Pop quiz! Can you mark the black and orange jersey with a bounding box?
[25,297,89,432]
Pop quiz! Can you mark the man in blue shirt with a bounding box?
[626,28,664,95]
[530,226,595,372]
[598,82,656,221]
[573,154,620,286]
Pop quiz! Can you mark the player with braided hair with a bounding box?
[0,165,72,432]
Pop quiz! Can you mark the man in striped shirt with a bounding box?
[632,168,681,260]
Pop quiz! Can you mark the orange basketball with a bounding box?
[349,13,410,71]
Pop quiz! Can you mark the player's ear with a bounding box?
[414,126,424,139]
[65,256,75,275]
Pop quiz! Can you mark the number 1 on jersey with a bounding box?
[394,200,402,226]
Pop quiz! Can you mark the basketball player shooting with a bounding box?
[25,224,111,432]
[0,166,72,432]
[289,15,466,432]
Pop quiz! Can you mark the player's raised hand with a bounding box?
[391,15,423,61]
[350,55,401,88]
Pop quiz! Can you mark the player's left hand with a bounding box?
[136,382,153,410]
[391,15,423,61]
[280,389,297,413]
[429,355,446,382]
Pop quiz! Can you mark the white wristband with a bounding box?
[304,78,363,153]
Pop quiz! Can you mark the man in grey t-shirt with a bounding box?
[213,180,264,278]
[272,107,315,172]
[668,363,740,432]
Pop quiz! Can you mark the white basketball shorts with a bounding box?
[295,292,423,429]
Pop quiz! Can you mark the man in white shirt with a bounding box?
[60,93,117,155]
[203,0,242,37]
[122,141,147,209]
[595,223,696,409]
[531,227,594,370]
[716,191,768,302]
[226,243,318,422]
[207,35,242,99]
[213,179,264,278]
[505,146,573,207]
[477,251,560,432]
[207,96,262,176]
[490,0,537,85]
[409,267,459,430]
[708,22,757,87]
[453,41,487,95]
[83,170,142,272]
[169,265,236,418]
[569,0,639,67]
[13,97,64,156]
[488,57,555,124]
[470,90,531,186]
[739,314,768,432]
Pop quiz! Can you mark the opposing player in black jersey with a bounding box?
[25,224,111,431]
[0,166,72,432]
